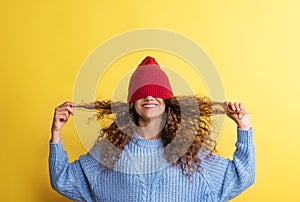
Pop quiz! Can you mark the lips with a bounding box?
[142,103,158,108]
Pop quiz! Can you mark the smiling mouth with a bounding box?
[142,104,158,108]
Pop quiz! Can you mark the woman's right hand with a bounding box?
[51,101,76,143]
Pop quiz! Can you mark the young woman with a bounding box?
[49,56,255,202]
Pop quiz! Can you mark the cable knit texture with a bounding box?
[49,128,255,202]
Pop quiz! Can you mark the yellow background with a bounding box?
[1,0,299,201]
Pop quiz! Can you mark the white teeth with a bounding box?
[143,104,157,108]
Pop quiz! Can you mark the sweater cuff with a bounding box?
[49,140,66,160]
[237,127,254,145]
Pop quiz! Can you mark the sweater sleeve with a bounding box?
[49,140,93,202]
[201,128,256,201]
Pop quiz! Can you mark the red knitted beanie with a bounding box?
[127,56,173,102]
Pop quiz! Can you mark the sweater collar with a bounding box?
[131,134,164,149]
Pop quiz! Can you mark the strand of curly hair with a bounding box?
[75,95,226,176]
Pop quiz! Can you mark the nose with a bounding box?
[143,96,154,101]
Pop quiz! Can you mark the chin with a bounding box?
[139,113,163,121]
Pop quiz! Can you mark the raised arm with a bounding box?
[201,102,256,201]
[49,101,93,201]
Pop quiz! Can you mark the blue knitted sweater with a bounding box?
[49,128,255,202]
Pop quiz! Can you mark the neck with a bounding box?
[136,117,163,140]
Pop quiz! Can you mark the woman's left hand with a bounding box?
[225,101,251,130]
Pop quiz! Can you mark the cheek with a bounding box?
[133,102,142,111]
[134,105,142,116]
[158,103,166,113]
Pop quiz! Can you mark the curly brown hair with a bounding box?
[77,95,226,176]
